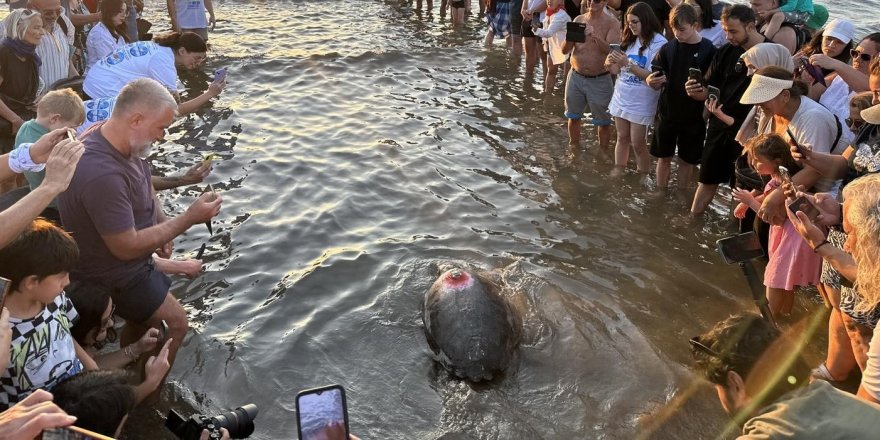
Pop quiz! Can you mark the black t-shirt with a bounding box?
[705,43,751,132]
[0,45,38,120]
[653,38,716,122]
[565,0,580,19]
[619,0,671,23]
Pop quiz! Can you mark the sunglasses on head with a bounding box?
[851,49,875,63]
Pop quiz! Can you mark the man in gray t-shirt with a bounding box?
[58,78,221,373]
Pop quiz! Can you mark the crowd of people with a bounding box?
[2,0,880,437]
[464,0,880,436]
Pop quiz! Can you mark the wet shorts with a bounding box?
[112,259,171,323]
[699,124,742,185]
[451,0,465,8]
[650,117,706,164]
[564,70,613,126]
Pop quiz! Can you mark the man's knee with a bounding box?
[151,293,188,337]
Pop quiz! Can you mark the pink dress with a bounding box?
[763,179,822,290]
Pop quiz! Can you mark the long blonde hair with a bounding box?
[842,174,880,313]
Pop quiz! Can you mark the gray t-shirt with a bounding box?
[58,124,156,287]
[740,381,880,439]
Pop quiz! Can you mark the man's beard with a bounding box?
[131,139,154,160]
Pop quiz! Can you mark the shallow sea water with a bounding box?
[4,0,880,438]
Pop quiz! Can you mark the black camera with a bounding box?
[165,404,258,440]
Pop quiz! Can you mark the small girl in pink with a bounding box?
[732,133,822,319]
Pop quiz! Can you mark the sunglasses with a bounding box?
[851,49,876,63]
[846,117,864,130]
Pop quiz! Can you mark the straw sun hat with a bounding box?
[740,74,794,105]
[862,103,880,125]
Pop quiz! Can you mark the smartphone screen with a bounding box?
[296,385,349,440]
[716,232,764,264]
[0,276,10,310]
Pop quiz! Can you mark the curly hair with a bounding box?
[841,174,880,314]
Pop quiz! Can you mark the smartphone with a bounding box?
[707,85,721,101]
[609,43,621,52]
[159,320,169,344]
[0,276,10,310]
[716,232,764,264]
[202,153,216,168]
[799,58,826,87]
[688,67,703,83]
[778,165,793,187]
[651,64,664,76]
[566,22,587,42]
[787,195,821,223]
[41,426,116,439]
[296,385,349,440]
[213,68,227,83]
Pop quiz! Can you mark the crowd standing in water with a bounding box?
[1,0,880,438]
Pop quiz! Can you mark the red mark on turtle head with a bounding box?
[443,269,472,288]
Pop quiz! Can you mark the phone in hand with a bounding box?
[688,67,703,84]
[778,165,793,188]
[651,64,664,76]
[565,22,587,43]
[0,276,10,311]
[609,43,621,52]
[707,85,721,101]
[788,195,821,223]
[798,58,826,87]
[716,232,765,264]
[41,426,116,439]
[159,320,169,344]
[296,385,349,440]
[213,68,227,83]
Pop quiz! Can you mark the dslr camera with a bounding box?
[165,404,259,440]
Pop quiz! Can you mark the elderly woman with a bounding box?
[787,173,880,403]
[0,10,43,154]
[785,60,880,383]
[83,31,224,115]
[84,0,129,72]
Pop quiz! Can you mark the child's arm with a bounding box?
[73,340,99,371]
[732,188,763,213]
[134,339,172,404]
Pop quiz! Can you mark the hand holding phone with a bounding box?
[213,68,227,83]
[297,385,349,440]
[788,195,820,223]
[707,85,721,102]
[609,43,621,52]
[688,67,703,84]
[159,319,169,344]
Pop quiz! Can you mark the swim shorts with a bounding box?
[564,70,613,126]
[699,124,742,185]
[112,259,171,323]
[650,117,706,164]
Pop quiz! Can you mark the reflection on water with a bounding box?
[6,0,871,438]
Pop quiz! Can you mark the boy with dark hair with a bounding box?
[647,3,716,193]
[691,313,880,437]
[52,370,137,437]
[0,219,96,410]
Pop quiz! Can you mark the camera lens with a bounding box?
[212,404,258,438]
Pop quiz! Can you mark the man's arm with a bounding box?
[167,0,179,31]
[205,0,215,29]
[100,192,221,261]
[151,161,211,191]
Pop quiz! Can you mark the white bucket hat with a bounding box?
[862,103,880,125]
[740,74,794,105]
[824,19,855,44]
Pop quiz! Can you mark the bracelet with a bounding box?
[7,143,45,174]
[813,239,830,253]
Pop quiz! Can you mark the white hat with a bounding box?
[740,74,794,105]
[824,19,855,44]
[862,103,880,125]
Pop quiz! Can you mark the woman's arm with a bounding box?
[176,80,225,115]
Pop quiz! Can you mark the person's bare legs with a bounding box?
[544,60,558,94]
[567,118,581,148]
[842,313,873,371]
[121,292,188,397]
[677,160,695,191]
[766,287,792,319]
[820,284,857,380]
[655,156,672,190]
[523,36,539,87]
[612,117,632,175]
[691,183,719,215]
[511,33,523,57]
[452,5,465,24]
[630,123,650,174]
[597,125,612,156]
[484,30,495,47]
